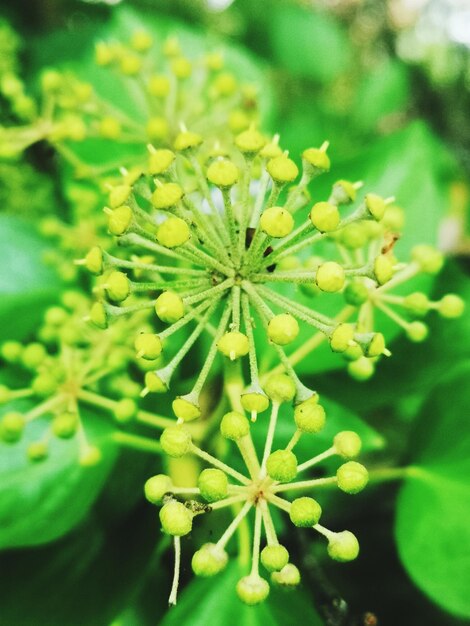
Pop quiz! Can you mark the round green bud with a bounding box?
[52,412,78,439]
[383,204,405,230]
[290,497,322,527]
[236,575,270,605]
[0,385,11,404]
[144,474,173,504]
[198,468,228,502]
[147,116,168,140]
[337,461,369,494]
[302,147,330,172]
[83,246,103,275]
[207,160,239,188]
[113,398,137,423]
[192,543,228,577]
[109,185,131,209]
[95,41,114,65]
[259,206,294,238]
[260,140,283,159]
[364,332,386,358]
[403,292,430,317]
[148,149,175,175]
[327,531,359,562]
[89,302,108,329]
[151,183,183,209]
[220,411,250,440]
[213,71,237,96]
[174,130,203,151]
[266,449,298,482]
[98,116,121,139]
[438,294,465,318]
[264,374,296,404]
[330,324,355,353]
[268,314,299,345]
[316,262,345,293]
[1,341,23,363]
[344,279,369,306]
[347,356,374,381]
[228,109,250,133]
[241,391,270,416]
[235,128,265,154]
[365,193,386,221]
[310,201,340,232]
[21,343,46,369]
[119,53,142,76]
[342,343,363,362]
[294,398,325,434]
[261,545,289,572]
[43,307,67,327]
[143,371,168,393]
[41,69,62,92]
[160,426,191,457]
[332,180,357,205]
[373,255,394,285]
[159,500,193,536]
[106,271,130,302]
[171,56,192,79]
[334,431,362,459]
[79,445,102,467]
[148,74,171,98]
[172,396,201,422]
[155,291,184,324]
[130,29,153,52]
[406,321,429,343]
[32,373,58,397]
[27,441,48,462]
[267,155,299,184]
[107,205,133,236]
[412,245,444,274]
[340,223,368,249]
[217,331,249,360]
[157,217,190,248]
[0,412,25,443]
[271,563,301,587]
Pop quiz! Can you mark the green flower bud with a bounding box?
[220,411,250,440]
[52,412,78,439]
[207,159,239,188]
[107,205,133,236]
[344,279,369,306]
[89,302,108,329]
[198,468,228,502]
[192,543,228,577]
[406,321,428,343]
[316,262,345,293]
[290,497,322,527]
[260,140,283,159]
[157,217,190,248]
[412,245,444,274]
[143,371,168,393]
[144,474,173,504]
[241,389,270,416]
[155,291,185,324]
[347,356,375,381]
[174,130,203,151]
[98,116,121,139]
[383,204,405,230]
[268,314,299,345]
[213,71,237,96]
[236,575,270,605]
[403,292,430,317]
[27,441,48,462]
[95,41,114,65]
[364,332,386,358]
[261,545,289,572]
[271,563,301,587]
[310,201,340,232]
[1,341,23,363]
[264,374,296,404]
[21,343,47,369]
[0,412,25,443]
[332,180,357,205]
[327,531,359,562]
[146,116,168,140]
[294,398,325,433]
[119,53,142,76]
[337,461,369,494]
[44,307,68,327]
[151,183,183,209]
[373,255,394,285]
[438,294,465,318]
[259,206,294,238]
[365,193,386,221]
[302,147,330,173]
[160,426,192,457]
[334,431,362,459]
[106,271,130,302]
[148,149,175,175]
[229,109,250,133]
[342,343,363,362]
[266,449,298,482]
[130,29,153,52]
[267,155,299,184]
[330,324,355,353]
[159,500,193,536]
[217,331,249,360]
[32,373,58,397]
[172,396,201,421]
[171,56,192,79]
[340,223,368,249]
[0,385,11,404]
[235,128,266,154]
[83,246,104,275]
[80,445,102,467]
[109,185,131,209]
[148,74,170,98]
[113,398,137,423]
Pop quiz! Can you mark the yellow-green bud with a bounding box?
[160,426,191,457]
[261,545,289,572]
[113,399,137,423]
[271,563,301,587]
[348,356,374,381]
[289,497,322,527]
[107,205,133,236]
[217,331,249,360]
[0,385,11,403]
[327,531,359,562]
[365,193,386,221]
[260,140,283,159]
[148,149,175,175]
[373,255,394,285]
[344,279,369,306]
[294,398,325,433]
[266,449,298,482]
[27,441,48,462]
[32,373,58,397]
[1,341,23,363]
[334,431,362,459]
[236,575,270,605]
[98,116,121,139]
[235,128,265,154]
[134,333,162,360]
[144,371,168,393]
[302,147,330,173]
[90,302,108,329]
[130,30,153,52]
[403,292,430,317]
[337,461,369,494]
[406,321,428,343]
[159,500,193,536]
[310,201,340,232]
[145,474,173,504]
[316,262,345,293]
[52,412,78,439]
[106,271,130,302]
[198,468,228,502]
[438,294,465,318]
[364,332,386,358]
[213,71,237,96]
[332,180,357,205]
[155,291,185,324]
[174,130,203,151]
[151,183,183,209]
[83,247,103,275]
[109,185,131,209]
[172,396,201,421]
[192,543,228,577]
[340,223,368,249]
[259,206,294,238]
[157,217,190,248]
[267,155,299,184]
[330,324,355,353]
[411,245,444,274]
[241,390,270,416]
[268,314,299,345]
[148,74,170,98]
[207,160,239,188]
[119,53,142,76]
[220,411,250,440]
[80,445,102,467]
[21,343,47,369]
[229,109,250,133]
[0,412,25,443]
[171,57,192,79]
[264,374,296,404]
[146,116,169,140]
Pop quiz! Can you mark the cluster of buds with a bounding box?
[145,374,368,605]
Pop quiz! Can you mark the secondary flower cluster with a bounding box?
[145,374,368,605]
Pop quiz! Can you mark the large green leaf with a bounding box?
[395,364,470,618]
[0,214,62,341]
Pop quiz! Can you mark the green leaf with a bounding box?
[0,401,118,549]
[395,364,470,618]
[159,561,323,626]
[0,214,62,341]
